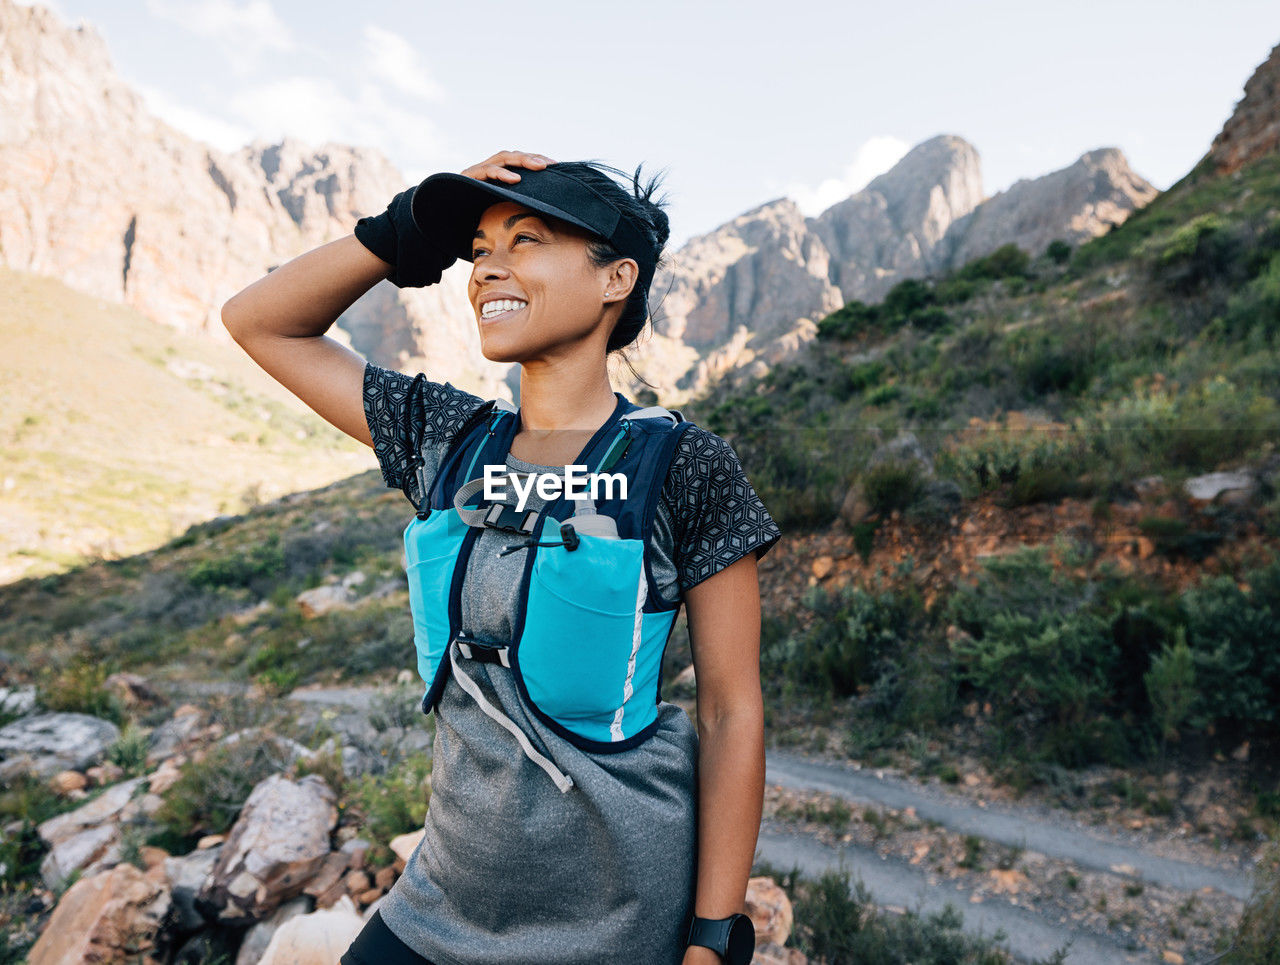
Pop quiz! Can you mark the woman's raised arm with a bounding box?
[220,234,392,448]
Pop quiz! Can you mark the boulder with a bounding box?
[199,774,337,922]
[38,776,147,888]
[1184,470,1254,502]
[0,684,37,717]
[26,863,170,965]
[295,584,354,618]
[146,705,205,764]
[257,894,365,965]
[164,844,223,933]
[389,828,425,869]
[0,712,120,780]
[103,671,165,708]
[746,875,794,947]
[234,895,313,965]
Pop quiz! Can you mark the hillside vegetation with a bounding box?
[0,266,369,582]
[679,152,1280,806]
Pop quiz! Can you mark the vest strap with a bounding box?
[449,645,574,793]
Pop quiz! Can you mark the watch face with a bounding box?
[726,914,755,965]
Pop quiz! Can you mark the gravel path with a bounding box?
[767,750,1254,901]
[757,826,1157,964]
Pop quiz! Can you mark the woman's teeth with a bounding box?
[481,299,528,320]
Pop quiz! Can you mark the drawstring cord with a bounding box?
[498,522,580,556]
[449,645,574,793]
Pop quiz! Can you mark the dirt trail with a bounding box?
[757,827,1155,964]
[766,750,1254,902]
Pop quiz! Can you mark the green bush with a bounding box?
[350,753,431,868]
[188,534,285,591]
[1223,835,1280,963]
[1045,240,1072,265]
[149,733,297,853]
[946,547,1124,766]
[862,460,926,515]
[1181,558,1280,741]
[37,658,125,724]
[761,582,916,699]
[1144,627,1197,743]
[1224,253,1280,340]
[956,244,1032,284]
[788,866,1026,964]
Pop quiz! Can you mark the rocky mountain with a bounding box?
[1209,40,1280,174]
[1,0,1157,409]
[940,147,1158,268]
[626,136,1155,400]
[0,0,507,397]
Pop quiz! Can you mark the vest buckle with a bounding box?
[455,631,511,668]
[482,502,539,535]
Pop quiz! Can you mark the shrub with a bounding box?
[1223,835,1280,964]
[1045,240,1072,265]
[959,244,1032,283]
[935,415,1077,499]
[187,534,285,591]
[788,866,1025,964]
[37,658,125,724]
[149,733,297,853]
[350,753,431,868]
[1224,253,1280,340]
[1181,558,1280,741]
[1144,627,1197,743]
[862,460,927,515]
[761,582,916,699]
[946,547,1124,766]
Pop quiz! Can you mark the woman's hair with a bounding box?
[544,160,671,360]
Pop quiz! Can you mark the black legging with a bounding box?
[341,909,438,965]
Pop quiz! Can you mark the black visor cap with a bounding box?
[410,165,655,283]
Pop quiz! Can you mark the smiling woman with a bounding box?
[219,151,780,965]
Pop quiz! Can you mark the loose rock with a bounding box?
[199,773,338,922]
[0,712,120,780]
[27,863,170,964]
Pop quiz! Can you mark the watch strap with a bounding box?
[686,913,754,964]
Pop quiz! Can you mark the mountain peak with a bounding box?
[1210,40,1280,174]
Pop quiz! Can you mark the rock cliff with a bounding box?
[0,0,506,396]
[1209,41,1280,175]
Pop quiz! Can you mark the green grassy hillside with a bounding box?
[690,154,1280,529]
[0,267,371,582]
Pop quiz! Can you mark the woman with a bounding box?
[221,150,780,965]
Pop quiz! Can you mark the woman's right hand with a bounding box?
[460,150,557,184]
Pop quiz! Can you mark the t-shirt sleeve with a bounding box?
[664,425,782,593]
[362,360,487,505]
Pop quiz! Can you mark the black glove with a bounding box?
[354,186,456,288]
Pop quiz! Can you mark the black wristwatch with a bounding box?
[686,913,755,964]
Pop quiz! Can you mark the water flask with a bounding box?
[565,497,618,539]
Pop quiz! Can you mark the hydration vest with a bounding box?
[397,383,693,782]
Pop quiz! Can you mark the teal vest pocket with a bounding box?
[404,510,470,699]
[520,518,649,742]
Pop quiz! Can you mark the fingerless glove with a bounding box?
[354,186,456,288]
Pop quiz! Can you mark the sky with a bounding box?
[20,0,1280,250]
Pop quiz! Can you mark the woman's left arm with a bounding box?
[681,551,765,965]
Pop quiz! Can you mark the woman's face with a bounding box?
[466,200,627,364]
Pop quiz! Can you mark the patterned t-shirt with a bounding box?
[363,361,782,600]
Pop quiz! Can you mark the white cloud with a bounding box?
[134,81,252,153]
[362,25,444,102]
[227,75,446,172]
[146,0,295,73]
[784,135,911,216]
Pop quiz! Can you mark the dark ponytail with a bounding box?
[542,160,672,371]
